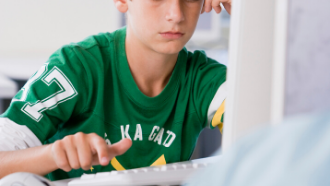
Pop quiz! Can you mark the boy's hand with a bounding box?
[50,132,132,172]
[202,0,232,15]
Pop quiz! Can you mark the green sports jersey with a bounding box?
[1,27,226,181]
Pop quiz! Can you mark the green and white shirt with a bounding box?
[0,27,226,181]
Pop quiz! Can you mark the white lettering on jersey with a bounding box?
[154,128,164,145]
[163,131,176,147]
[119,124,176,147]
[21,66,78,122]
[13,64,48,102]
[104,133,111,145]
[148,126,160,141]
[134,124,143,141]
[120,125,131,139]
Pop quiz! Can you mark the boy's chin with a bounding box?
[153,43,186,55]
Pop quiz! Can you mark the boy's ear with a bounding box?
[113,0,128,13]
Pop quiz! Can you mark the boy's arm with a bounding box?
[190,51,227,131]
[207,83,226,133]
[0,46,132,178]
[1,47,88,143]
[199,0,231,133]
[0,131,132,178]
[0,144,58,177]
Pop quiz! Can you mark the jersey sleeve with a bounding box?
[0,46,89,143]
[190,51,227,132]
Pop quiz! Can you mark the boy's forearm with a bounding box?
[0,144,58,178]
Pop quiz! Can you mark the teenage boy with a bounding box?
[0,0,231,181]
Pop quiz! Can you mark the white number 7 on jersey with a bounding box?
[21,66,78,122]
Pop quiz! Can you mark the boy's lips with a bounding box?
[160,31,184,39]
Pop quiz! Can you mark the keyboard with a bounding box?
[68,156,220,186]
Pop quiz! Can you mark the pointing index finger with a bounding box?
[107,138,132,159]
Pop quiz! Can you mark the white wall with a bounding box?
[284,0,330,116]
[0,0,121,59]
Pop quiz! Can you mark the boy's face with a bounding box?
[126,0,203,54]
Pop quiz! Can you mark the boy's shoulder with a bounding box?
[68,30,121,51]
[73,28,123,50]
[46,28,127,69]
[74,32,113,49]
[50,27,125,58]
[185,49,226,71]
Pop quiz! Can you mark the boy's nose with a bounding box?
[165,0,185,23]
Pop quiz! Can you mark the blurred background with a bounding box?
[0,0,230,159]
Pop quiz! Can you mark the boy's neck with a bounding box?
[125,29,179,98]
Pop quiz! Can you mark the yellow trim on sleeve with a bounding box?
[111,157,126,171]
[212,99,226,134]
[218,123,223,134]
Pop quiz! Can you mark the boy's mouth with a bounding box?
[160,31,184,39]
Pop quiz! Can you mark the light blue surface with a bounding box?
[185,111,330,186]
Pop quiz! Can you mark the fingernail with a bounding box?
[101,157,109,164]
